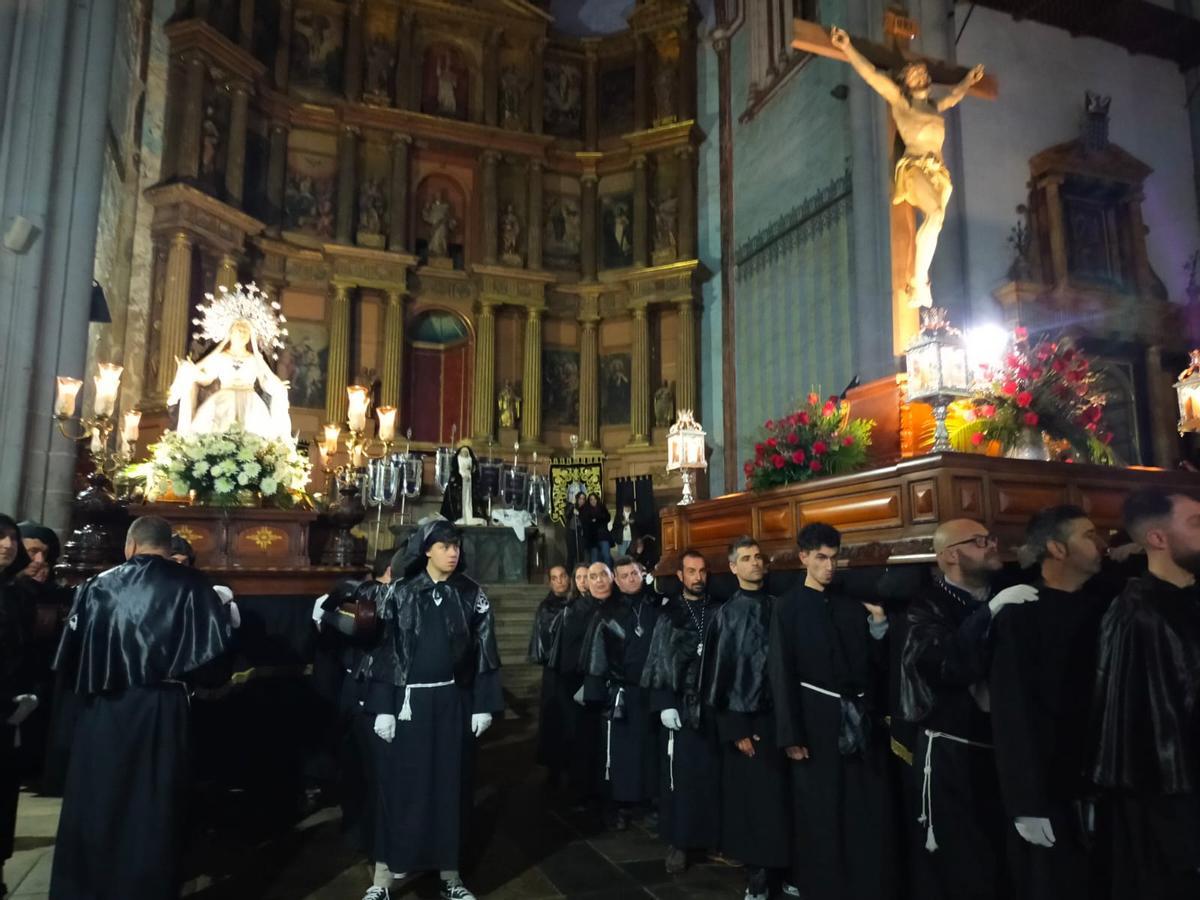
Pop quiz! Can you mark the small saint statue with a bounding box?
[439,445,488,526]
[423,192,457,258]
[497,380,521,430]
[436,53,459,116]
[653,381,675,429]
[500,203,522,266]
[830,25,984,308]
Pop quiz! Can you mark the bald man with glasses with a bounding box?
[897,519,1037,900]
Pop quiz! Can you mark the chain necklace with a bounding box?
[632,594,646,638]
[682,594,708,656]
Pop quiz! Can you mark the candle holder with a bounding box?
[905,308,971,454]
[53,364,140,485]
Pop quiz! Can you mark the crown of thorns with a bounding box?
[191,282,288,359]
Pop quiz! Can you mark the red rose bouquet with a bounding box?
[744,392,874,490]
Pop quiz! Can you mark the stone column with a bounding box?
[675,145,696,260]
[527,159,543,269]
[225,81,250,204]
[381,289,406,409]
[632,156,649,268]
[530,39,545,135]
[520,306,544,446]
[471,300,498,442]
[483,30,501,127]
[336,126,358,244]
[628,303,651,446]
[266,122,289,236]
[238,0,255,50]
[634,34,649,131]
[343,0,364,103]
[156,231,195,398]
[584,48,599,150]
[215,252,239,292]
[675,297,697,413]
[679,26,696,121]
[481,150,500,265]
[176,52,207,180]
[388,133,412,251]
[581,174,598,282]
[275,0,293,91]
[395,12,414,110]
[578,305,600,450]
[326,283,352,424]
[1040,175,1069,289]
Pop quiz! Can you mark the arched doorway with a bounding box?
[404,309,472,444]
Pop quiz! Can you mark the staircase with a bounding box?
[488,584,546,726]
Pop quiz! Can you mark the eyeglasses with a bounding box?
[944,534,999,550]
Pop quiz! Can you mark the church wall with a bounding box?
[954,6,1200,314]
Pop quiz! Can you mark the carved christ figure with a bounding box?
[830,26,984,308]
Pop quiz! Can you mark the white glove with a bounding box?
[213,585,234,605]
[989,584,1038,616]
[1014,816,1056,848]
[312,594,329,628]
[660,709,682,731]
[227,601,242,630]
[573,686,586,706]
[374,713,396,742]
[471,713,493,737]
[6,694,38,726]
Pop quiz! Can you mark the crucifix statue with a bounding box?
[793,16,996,324]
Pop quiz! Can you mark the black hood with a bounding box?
[0,514,32,580]
[18,520,60,566]
[392,517,468,579]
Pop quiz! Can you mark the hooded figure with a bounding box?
[1,514,34,896]
[439,445,488,526]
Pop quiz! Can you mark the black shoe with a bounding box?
[665,847,687,874]
[440,878,477,900]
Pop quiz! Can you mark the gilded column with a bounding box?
[527,159,543,269]
[395,12,414,109]
[675,297,697,414]
[267,122,289,236]
[584,47,599,150]
[471,300,498,441]
[581,174,598,282]
[177,53,207,180]
[381,289,406,409]
[530,39,545,134]
[578,301,600,449]
[336,125,358,244]
[275,0,293,90]
[483,30,501,127]
[225,81,250,204]
[634,34,649,131]
[632,156,649,268]
[481,150,500,265]
[628,303,651,446]
[520,306,543,446]
[344,0,364,103]
[388,133,412,251]
[215,253,239,292]
[156,231,195,398]
[676,144,696,260]
[326,283,352,424]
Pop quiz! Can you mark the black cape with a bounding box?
[558,593,604,799]
[1090,572,1200,899]
[769,585,894,900]
[528,591,572,770]
[49,554,233,900]
[1,513,33,865]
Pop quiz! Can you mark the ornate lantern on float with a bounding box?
[1174,349,1200,434]
[905,308,971,453]
[666,410,707,506]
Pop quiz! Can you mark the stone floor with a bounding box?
[3,726,746,900]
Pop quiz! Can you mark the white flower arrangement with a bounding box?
[129,425,311,507]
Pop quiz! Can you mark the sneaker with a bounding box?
[665,847,687,874]
[783,884,801,897]
[744,892,767,900]
[440,879,477,900]
[362,888,389,900]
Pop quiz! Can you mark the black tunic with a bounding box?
[581,588,663,803]
[702,587,791,869]
[643,593,722,850]
[1090,573,1200,900]
[528,591,572,771]
[559,594,604,801]
[990,584,1108,900]
[899,576,1007,900]
[0,525,32,866]
[49,554,233,900]
[769,585,893,900]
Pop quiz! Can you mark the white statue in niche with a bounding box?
[423,191,457,258]
[436,53,459,115]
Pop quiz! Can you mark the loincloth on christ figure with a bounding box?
[892,153,952,206]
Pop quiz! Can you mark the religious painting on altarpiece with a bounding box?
[542,348,581,426]
[543,60,583,138]
[601,192,635,270]
[284,130,337,241]
[275,320,329,410]
[422,43,470,121]
[599,65,635,137]
[549,460,604,527]
[600,353,632,426]
[289,1,345,98]
[362,5,400,106]
[543,192,582,270]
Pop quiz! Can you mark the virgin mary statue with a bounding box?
[167,283,293,440]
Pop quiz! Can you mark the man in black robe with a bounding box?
[1091,489,1200,900]
[989,505,1108,900]
[528,565,573,784]
[770,522,892,900]
[49,515,234,900]
[352,519,503,900]
[898,518,1037,900]
[581,557,663,829]
[1,514,35,900]
[703,536,790,900]
[562,564,604,807]
[642,548,722,874]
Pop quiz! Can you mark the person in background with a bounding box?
[529,565,573,787]
[584,494,612,566]
[1,515,34,900]
[563,563,603,808]
[612,504,637,558]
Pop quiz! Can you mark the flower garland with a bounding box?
[744,393,874,491]
[129,426,312,507]
[951,327,1115,464]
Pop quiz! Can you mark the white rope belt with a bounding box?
[919,728,994,852]
[604,687,624,781]
[667,731,676,791]
[399,680,455,721]
[800,681,864,700]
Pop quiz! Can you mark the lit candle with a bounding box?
[347,385,370,432]
[90,427,103,455]
[122,410,141,443]
[376,406,397,443]
[93,363,123,418]
[315,440,330,470]
[54,376,83,417]
[352,445,366,468]
[323,423,342,457]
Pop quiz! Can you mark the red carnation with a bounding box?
[812,440,828,455]
[809,459,823,472]
[1014,326,1028,341]
[755,442,765,453]
[1017,365,1032,380]
[744,462,755,475]
[1030,367,1044,380]
[807,392,820,406]
[842,435,856,447]
[764,419,775,429]
[766,437,778,448]
[970,432,985,446]
[980,404,996,417]
[1016,391,1033,408]
[822,402,837,416]
[1102,431,1113,445]
[1023,412,1039,427]
[797,411,811,426]
[1052,359,1067,374]
[1005,354,1021,369]
[772,454,786,469]
[1002,381,1018,396]
[787,432,800,445]
[791,449,806,464]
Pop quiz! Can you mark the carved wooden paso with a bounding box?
[657,454,1200,575]
[141,502,318,569]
